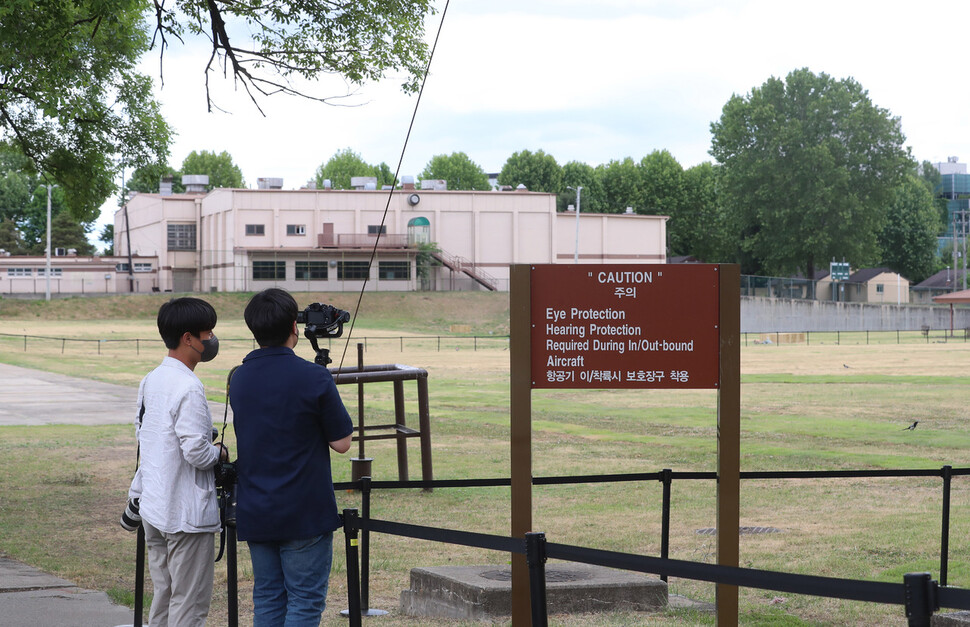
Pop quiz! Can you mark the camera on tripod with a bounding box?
[215,461,237,527]
[297,303,351,365]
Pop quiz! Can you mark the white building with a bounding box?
[113,179,669,293]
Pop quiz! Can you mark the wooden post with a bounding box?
[509,265,532,625]
[716,264,741,625]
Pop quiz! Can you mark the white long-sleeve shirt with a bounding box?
[129,356,222,534]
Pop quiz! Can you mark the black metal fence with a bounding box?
[0,332,510,355]
[331,465,970,625]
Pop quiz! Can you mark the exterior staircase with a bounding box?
[430,249,498,291]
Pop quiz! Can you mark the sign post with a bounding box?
[509,263,740,625]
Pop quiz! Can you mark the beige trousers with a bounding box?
[143,520,216,627]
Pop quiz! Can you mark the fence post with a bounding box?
[525,532,549,627]
[660,468,672,583]
[133,524,145,627]
[903,572,938,627]
[941,465,952,587]
[342,509,363,627]
[357,477,387,616]
[227,525,238,627]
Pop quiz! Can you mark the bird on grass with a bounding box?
[902,421,919,431]
[843,363,850,369]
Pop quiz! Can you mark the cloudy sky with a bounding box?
[93,0,970,236]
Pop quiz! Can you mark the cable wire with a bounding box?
[335,0,450,370]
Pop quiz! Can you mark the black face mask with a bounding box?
[194,334,219,362]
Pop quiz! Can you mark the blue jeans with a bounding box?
[248,533,334,627]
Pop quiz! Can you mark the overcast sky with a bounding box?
[93,0,970,239]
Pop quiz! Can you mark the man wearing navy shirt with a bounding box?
[230,288,353,626]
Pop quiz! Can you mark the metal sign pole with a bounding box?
[510,265,533,625]
[716,264,741,625]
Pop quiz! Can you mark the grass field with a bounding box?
[1,292,969,625]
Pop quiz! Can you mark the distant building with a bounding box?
[114,177,668,293]
[911,267,970,304]
[0,252,158,296]
[932,156,970,244]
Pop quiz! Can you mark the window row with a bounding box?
[7,268,63,277]
[116,263,154,273]
[252,260,411,281]
[245,224,386,236]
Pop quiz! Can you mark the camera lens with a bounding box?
[120,497,142,532]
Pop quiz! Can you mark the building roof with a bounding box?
[848,267,900,283]
[915,268,970,289]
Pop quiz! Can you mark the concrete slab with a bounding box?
[400,562,667,620]
[0,362,225,426]
[935,611,970,626]
[0,558,134,627]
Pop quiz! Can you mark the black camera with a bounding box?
[120,497,141,532]
[297,303,350,337]
[215,461,237,527]
[298,303,351,365]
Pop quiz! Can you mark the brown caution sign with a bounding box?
[530,264,720,389]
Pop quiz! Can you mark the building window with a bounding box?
[167,223,196,250]
[367,225,387,235]
[338,261,370,280]
[378,261,410,280]
[7,268,31,277]
[134,263,152,273]
[295,261,328,280]
[287,224,306,236]
[876,284,884,294]
[36,268,63,277]
[115,263,129,272]
[252,260,285,280]
[246,224,266,236]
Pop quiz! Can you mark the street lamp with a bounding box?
[567,186,582,263]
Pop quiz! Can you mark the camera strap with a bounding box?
[214,365,240,563]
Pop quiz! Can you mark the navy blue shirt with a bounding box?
[229,346,354,542]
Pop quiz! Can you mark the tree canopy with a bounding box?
[878,174,941,283]
[710,68,913,282]
[0,0,170,221]
[314,148,393,190]
[180,151,244,190]
[419,152,490,191]
[0,0,435,224]
[499,149,562,193]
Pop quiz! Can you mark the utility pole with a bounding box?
[44,183,57,302]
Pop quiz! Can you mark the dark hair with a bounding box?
[245,288,298,347]
[157,298,218,349]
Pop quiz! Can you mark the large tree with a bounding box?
[558,161,604,214]
[878,174,942,283]
[419,152,490,191]
[597,157,640,213]
[314,148,392,190]
[180,150,244,190]
[2,0,435,222]
[638,150,688,251]
[680,162,733,262]
[498,149,562,193]
[0,0,170,221]
[710,68,912,286]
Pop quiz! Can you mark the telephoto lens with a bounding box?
[120,497,141,532]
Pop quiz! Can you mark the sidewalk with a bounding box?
[0,362,227,625]
[0,557,135,627]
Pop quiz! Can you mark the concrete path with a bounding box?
[0,362,227,625]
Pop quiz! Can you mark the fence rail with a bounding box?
[329,464,970,625]
[0,332,510,355]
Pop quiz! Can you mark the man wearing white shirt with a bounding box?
[128,297,227,627]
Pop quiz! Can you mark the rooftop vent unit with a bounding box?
[402,175,415,190]
[351,176,378,190]
[182,174,209,194]
[322,179,332,190]
[160,176,174,196]
[420,179,447,191]
[625,207,634,214]
[257,177,284,190]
